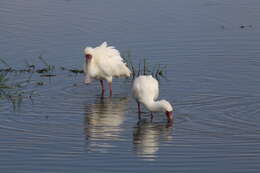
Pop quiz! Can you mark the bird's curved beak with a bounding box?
[166,111,173,122]
[85,54,92,61]
[84,75,92,84]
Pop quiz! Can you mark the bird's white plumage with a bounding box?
[133,75,159,104]
[84,42,131,84]
[132,75,173,112]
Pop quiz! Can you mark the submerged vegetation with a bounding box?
[0,56,58,109]
[0,53,168,109]
[0,72,35,110]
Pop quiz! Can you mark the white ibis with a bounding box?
[84,42,131,96]
[132,75,173,122]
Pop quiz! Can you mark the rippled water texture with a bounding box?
[1,0,260,172]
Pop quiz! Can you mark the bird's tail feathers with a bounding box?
[100,42,107,47]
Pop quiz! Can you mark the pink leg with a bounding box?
[100,80,105,96]
[166,120,173,128]
[109,83,112,97]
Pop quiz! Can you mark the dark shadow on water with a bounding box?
[84,96,129,152]
[133,120,174,161]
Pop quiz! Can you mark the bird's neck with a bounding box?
[87,58,95,66]
[86,58,97,72]
[143,100,164,112]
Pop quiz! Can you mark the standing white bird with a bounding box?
[132,75,173,122]
[84,42,131,96]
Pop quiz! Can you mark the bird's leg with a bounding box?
[166,120,173,128]
[109,82,112,97]
[150,112,154,122]
[137,101,141,120]
[100,80,105,96]
[137,101,141,114]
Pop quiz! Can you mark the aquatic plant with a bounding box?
[0,73,10,89]
[0,59,38,109]
[37,55,56,77]
[60,66,84,74]
[122,52,168,81]
[0,73,31,110]
[0,52,169,109]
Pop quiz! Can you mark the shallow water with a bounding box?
[1,0,260,172]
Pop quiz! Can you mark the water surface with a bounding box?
[1,0,260,172]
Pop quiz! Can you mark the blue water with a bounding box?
[1,0,260,172]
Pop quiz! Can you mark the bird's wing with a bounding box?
[147,76,159,100]
[94,43,130,77]
[133,76,159,102]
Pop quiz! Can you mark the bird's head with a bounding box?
[84,47,94,61]
[159,100,174,122]
[166,111,173,122]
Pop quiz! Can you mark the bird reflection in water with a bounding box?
[84,97,129,152]
[133,120,173,160]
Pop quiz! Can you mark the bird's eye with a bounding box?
[85,54,92,60]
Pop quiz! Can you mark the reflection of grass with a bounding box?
[123,52,168,81]
[0,73,35,110]
[0,73,10,89]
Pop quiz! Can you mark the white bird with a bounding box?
[132,75,173,122]
[84,42,131,96]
